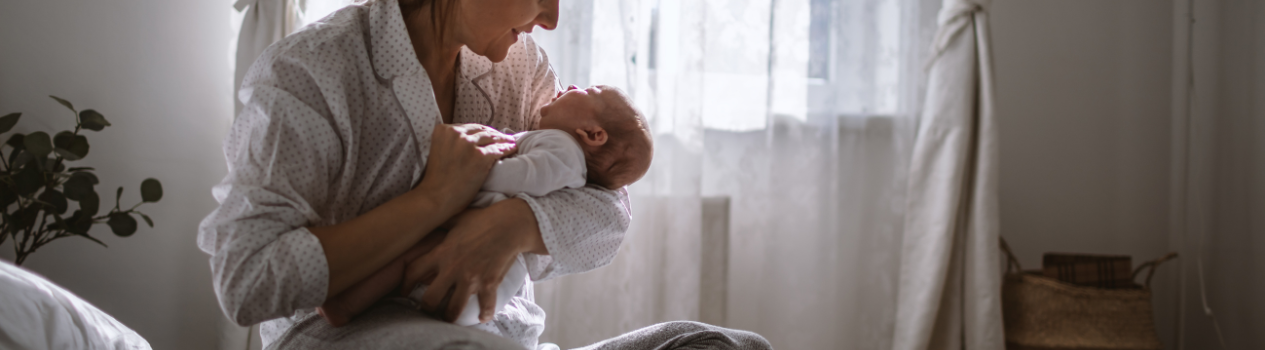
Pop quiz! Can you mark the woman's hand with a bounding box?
[416,124,516,218]
[401,198,547,323]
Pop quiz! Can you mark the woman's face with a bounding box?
[455,0,559,62]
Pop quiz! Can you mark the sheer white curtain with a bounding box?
[532,0,941,348]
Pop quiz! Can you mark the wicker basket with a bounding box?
[1000,239,1177,350]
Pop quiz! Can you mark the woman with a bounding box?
[199,0,770,348]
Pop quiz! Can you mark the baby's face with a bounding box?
[538,85,611,131]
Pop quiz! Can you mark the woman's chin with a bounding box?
[470,44,512,63]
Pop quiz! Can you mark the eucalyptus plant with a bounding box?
[1,96,163,265]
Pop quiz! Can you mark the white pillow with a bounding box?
[0,259,151,350]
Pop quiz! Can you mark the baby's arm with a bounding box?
[482,131,587,197]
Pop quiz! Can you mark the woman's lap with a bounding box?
[570,321,772,350]
[268,301,770,350]
[267,301,521,350]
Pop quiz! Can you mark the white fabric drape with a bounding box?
[532,0,941,348]
[891,0,1003,349]
[232,0,303,116]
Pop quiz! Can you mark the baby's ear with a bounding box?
[576,126,608,147]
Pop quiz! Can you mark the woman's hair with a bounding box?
[398,0,460,44]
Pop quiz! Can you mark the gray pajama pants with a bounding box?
[269,302,771,350]
[561,321,771,350]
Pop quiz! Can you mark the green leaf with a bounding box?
[78,110,110,131]
[53,133,89,161]
[0,113,20,134]
[137,212,153,227]
[49,96,74,112]
[66,210,93,234]
[23,132,52,158]
[7,150,19,170]
[6,134,24,149]
[11,150,32,169]
[38,189,68,214]
[140,178,162,202]
[108,212,137,237]
[73,171,99,184]
[47,213,68,230]
[78,191,99,216]
[13,164,41,196]
[63,172,96,201]
[63,211,105,246]
[52,131,73,149]
[0,182,15,208]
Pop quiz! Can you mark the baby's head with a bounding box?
[538,85,653,189]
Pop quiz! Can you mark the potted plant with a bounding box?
[1,96,162,265]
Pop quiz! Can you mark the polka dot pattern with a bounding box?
[196,0,631,348]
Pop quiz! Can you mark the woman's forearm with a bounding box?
[313,124,515,299]
[514,187,630,281]
[400,197,546,322]
[490,198,547,255]
[309,187,461,297]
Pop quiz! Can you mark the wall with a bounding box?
[990,0,1179,348]
[0,0,234,349]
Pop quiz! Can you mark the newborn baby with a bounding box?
[318,85,653,327]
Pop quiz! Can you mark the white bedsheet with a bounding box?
[0,259,150,350]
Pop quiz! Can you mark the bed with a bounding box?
[0,259,150,349]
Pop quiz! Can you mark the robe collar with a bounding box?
[369,0,496,125]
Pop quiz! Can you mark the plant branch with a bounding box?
[0,146,9,173]
[72,107,81,134]
[13,198,29,255]
[18,212,34,263]
[0,211,9,247]
[32,211,47,247]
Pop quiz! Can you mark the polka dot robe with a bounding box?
[196,1,631,348]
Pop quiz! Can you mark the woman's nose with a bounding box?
[535,0,559,31]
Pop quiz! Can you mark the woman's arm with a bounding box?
[401,186,630,323]
[515,186,630,279]
[199,84,512,325]
[312,124,514,297]
[400,197,547,323]
[199,86,348,326]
